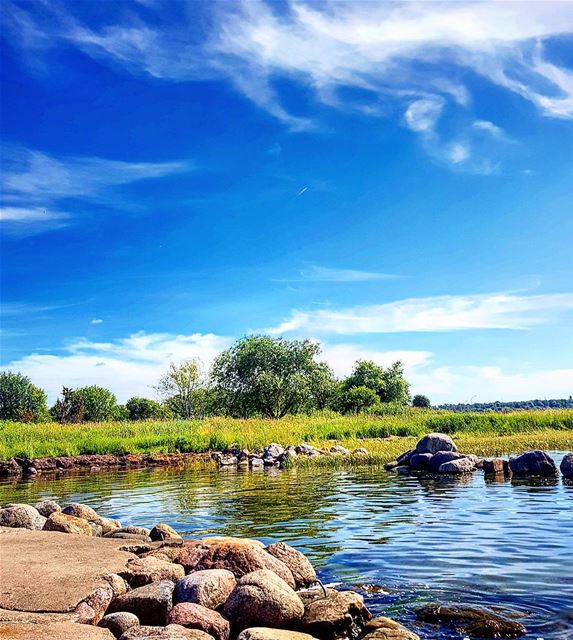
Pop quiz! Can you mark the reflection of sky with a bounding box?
[1,453,572,638]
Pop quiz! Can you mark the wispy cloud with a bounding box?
[90,318,103,325]
[267,292,573,335]
[287,264,401,283]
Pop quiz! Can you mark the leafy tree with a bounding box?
[210,335,328,418]
[308,362,338,410]
[0,371,49,422]
[412,394,431,408]
[342,360,385,395]
[337,386,381,414]
[126,396,169,420]
[51,386,85,423]
[380,361,411,405]
[155,360,204,419]
[52,385,118,422]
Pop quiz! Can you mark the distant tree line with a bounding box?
[0,335,415,423]
[437,398,573,412]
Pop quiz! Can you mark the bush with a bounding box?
[337,386,382,414]
[0,371,49,422]
[126,397,168,420]
[52,385,118,423]
[413,394,431,408]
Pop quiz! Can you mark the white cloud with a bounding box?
[291,265,400,283]
[448,142,470,164]
[90,318,103,325]
[268,292,573,335]
[473,120,504,137]
[0,206,70,235]
[404,98,445,133]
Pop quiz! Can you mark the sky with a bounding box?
[1,0,572,405]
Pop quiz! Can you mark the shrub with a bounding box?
[51,387,85,423]
[126,397,168,420]
[413,394,431,408]
[337,386,382,414]
[52,385,118,423]
[0,371,49,422]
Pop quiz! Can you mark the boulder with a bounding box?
[237,629,317,640]
[43,511,93,535]
[353,448,368,455]
[396,449,415,465]
[62,503,100,520]
[560,453,573,479]
[395,466,410,475]
[222,569,304,630]
[75,585,115,624]
[107,580,175,625]
[35,499,61,517]
[264,443,285,458]
[384,461,398,471]
[0,458,22,476]
[265,541,316,588]
[362,617,420,640]
[119,626,215,640]
[428,451,463,472]
[150,524,183,542]
[409,453,433,471]
[295,444,320,456]
[483,458,506,474]
[0,622,116,639]
[299,588,371,640]
[120,556,185,587]
[175,538,295,588]
[508,451,557,477]
[438,458,476,474]
[108,532,152,542]
[99,612,140,639]
[415,433,457,455]
[250,458,264,469]
[174,569,236,609]
[114,526,152,537]
[0,504,46,530]
[330,445,350,455]
[167,603,230,640]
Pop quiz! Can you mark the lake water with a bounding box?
[1,453,572,639]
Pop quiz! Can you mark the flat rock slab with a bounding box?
[0,621,114,639]
[0,527,136,614]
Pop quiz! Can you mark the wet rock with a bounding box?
[168,603,230,640]
[438,458,476,474]
[120,556,185,587]
[483,458,506,474]
[119,625,215,640]
[395,466,410,475]
[330,445,350,455]
[428,451,463,472]
[362,617,420,640]
[0,458,22,476]
[43,511,93,535]
[35,499,61,517]
[384,461,399,471]
[415,433,457,455]
[409,453,433,471]
[237,629,317,640]
[223,569,304,630]
[560,453,573,479]
[175,537,295,588]
[396,449,415,466]
[0,503,46,530]
[108,580,175,625]
[174,569,236,609]
[150,524,183,542]
[464,617,526,638]
[99,612,140,639]
[265,541,316,588]
[508,451,557,477]
[299,588,371,640]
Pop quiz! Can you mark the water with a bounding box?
[1,453,572,639]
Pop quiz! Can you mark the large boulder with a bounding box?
[35,499,61,517]
[415,433,457,455]
[43,512,93,535]
[428,451,463,472]
[237,630,317,640]
[175,538,295,588]
[299,588,371,640]
[167,603,230,640]
[265,542,316,588]
[119,626,215,640]
[222,570,304,630]
[62,503,121,534]
[150,524,183,542]
[482,458,506,474]
[0,504,46,530]
[438,458,476,474]
[560,453,573,479]
[508,451,557,477]
[409,453,433,471]
[99,612,140,639]
[120,556,185,587]
[107,580,175,625]
[362,617,420,640]
[396,449,415,466]
[174,570,236,609]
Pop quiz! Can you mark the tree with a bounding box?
[51,387,85,423]
[52,385,118,422]
[210,335,328,418]
[155,360,204,419]
[380,361,411,405]
[126,397,169,420]
[412,394,431,408]
[0,372,49,422]
[341,359,411,405]
[308,362,338,410]
[337,386,381,414]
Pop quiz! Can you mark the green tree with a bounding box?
[210,335,328,418]
[342,360,385,395]
[51,386,85,423]
[308,362,338,410]
[337,386,382,414]
[73,385,118,422]
[380,361,411,405]
[126,396,169,420]
[0,371,49,422]
[412,394,431,408]
[155,360,204,419]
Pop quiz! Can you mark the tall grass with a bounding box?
[0,409,571,461]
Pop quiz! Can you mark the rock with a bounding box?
[98,517,123,535]
[62,502,100,520]
[362,617,420,640]
[264,443,285,458]
[295,444,320,456]
[395,466,410,475]
[483,458,506,474]
[108,532,152,542]
[119,625,215,640]
[76,584,115,624]
[237,629,317,640]
[508,451,557,477]
[0,458,22,476]
[428,451,463,472]
[105,573,130,597]
[175,537,295,588]
[384,461,398,471]
[464,618,527,637]
[168,603,230,640]
[144,546,184,562]
[0,503,46,530]
[352,448,368,455]
[115,526,152,536]
[0,622,116,639]
[409,453,433,471]
[108,580,175,625]
[35,499,61,517]
[43,511,93,535]
[250,458,264,468]
[278,449,298,465]
[223,569,304,630]
[438,458,476,474]
[415,433,457,455]
[216,454,238,467]
[99,612,140,638]
[150,524,183,541]
[120,556,185,587]
[330,445,350,455]
[560,453,573,479]
[396,449,415,465]
[265,541,316,588]
[174,569,236,609]
[299,588,371,639]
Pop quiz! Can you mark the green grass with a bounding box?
[0,409,572,461]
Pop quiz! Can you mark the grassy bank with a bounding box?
[0,409,572,461]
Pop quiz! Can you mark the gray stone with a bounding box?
[35,499,61,517]
[108,580,175,625]
[264,443,285,458]
[409,453,433,471]
[150,524,183,542]
[174,569,236,609]
[438,458,476,474]
[396,449,415,465]
[119,625,215,640]
[119,556,185,587]
[265,541,316,588]
[99,612,140,639]
[299,588,371,639]
[0,504,46,530]
[167,603,230,640]
[509,451,557,477]
[428,451,463,472]
[560,453,573,479]
[415,433,457,455]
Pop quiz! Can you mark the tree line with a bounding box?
[0,335,426,423]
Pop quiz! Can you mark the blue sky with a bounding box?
[1,0,572,404]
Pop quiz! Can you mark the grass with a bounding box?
[0,409,572,461]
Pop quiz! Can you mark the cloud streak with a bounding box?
[282,264,401,283]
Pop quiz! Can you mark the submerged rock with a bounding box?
[508,451,557,477]
[299,588,371,640]
[174,569,236,609]
[415,433,457,455]
[560,453,573,479]
[0,503,46,530]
